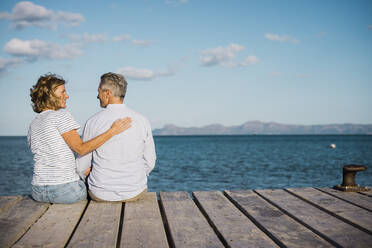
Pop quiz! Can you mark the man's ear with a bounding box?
[106,89,112,97]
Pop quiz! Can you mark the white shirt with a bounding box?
[76,104,156,201]
[28,109,81,185]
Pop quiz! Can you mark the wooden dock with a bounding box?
[0,187,371,247]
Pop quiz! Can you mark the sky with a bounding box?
[0,0,371,135]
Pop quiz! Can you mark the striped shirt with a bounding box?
[27,109,81,185]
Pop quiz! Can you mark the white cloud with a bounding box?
[67,33,107,43]
[0,57,23,71]
[165,0,189,5]
[131,39,153,47]
[368,25,372,30]
[238,56,259,66]
[113,34,131,42]
[200,43,244,66]
[200,43,258,67]
[113,35,153,47]
[265,33,299,43]
[0,1,84,29]
[56,11,84,26]
[4,38,83,59]
[116,66,174,80]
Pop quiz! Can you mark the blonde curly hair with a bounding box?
[30,74,65,113]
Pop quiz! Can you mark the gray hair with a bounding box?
[99,72,127,99]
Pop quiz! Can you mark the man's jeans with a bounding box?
[31,180,87,204]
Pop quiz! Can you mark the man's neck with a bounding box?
[108,97,123,105]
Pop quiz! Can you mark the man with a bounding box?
[76,72,156,202]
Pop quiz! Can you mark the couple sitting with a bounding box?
[27,72,156,203]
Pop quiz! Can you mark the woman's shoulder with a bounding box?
[41,109,77,126]
[54,109,74,118]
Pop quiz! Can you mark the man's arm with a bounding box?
[143,120,156,176]
[76,121,94,180]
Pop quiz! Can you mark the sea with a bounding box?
[0,135,371,196]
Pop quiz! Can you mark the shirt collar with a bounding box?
[106,103,126,109]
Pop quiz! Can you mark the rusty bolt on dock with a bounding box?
[334,165,371,192]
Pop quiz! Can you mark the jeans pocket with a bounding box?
[52,181,87,204]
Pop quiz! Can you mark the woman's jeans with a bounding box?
[31,180,87,204]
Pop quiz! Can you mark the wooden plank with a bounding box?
[67,201,122,248]
[120,192,168,248]
[0,196,50,248]
[225,190,333,248]
[317,188,372,211]
[193,191,278,247]
[360,190,372,197]
[159,191,223,248]
[13,200,88,248]
[256,189,372,248]
[287,188,372,234]
[0,196,22,215]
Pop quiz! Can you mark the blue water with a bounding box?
[0,135,371,195]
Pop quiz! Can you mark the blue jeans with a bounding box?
[31,180,87,204]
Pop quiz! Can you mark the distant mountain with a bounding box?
[153,121,372,135]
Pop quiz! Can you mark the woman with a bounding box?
[27,74,131,203]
